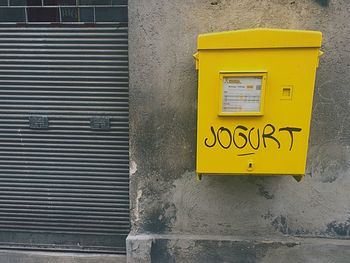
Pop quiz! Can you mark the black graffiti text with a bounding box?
[204,124,302,152]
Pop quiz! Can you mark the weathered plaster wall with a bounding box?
[128,0,350,261]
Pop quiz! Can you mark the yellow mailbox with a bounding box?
[194,28,322,178]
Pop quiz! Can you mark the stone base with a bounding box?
[127,234,350,263]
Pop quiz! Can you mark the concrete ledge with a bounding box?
[127,234,350,263]
[0,250,126,263]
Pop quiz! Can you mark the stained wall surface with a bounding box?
[128,0,350,261]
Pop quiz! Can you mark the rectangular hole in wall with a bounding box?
[27,7,60,21]
[79,7,93,22]
[112,0,127,4]
[44,0,76,5]
[0,7,25,21]
[27,0,42,6]
[95,6,127,22]
[79,0,111,5]
[10,0,26,6]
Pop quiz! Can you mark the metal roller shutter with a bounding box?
[0,24,129,254]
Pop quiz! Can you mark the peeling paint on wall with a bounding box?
[130,160,138,176]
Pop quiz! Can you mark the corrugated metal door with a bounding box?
[0,24,129,253]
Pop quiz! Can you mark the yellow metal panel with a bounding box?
[195,29,322,176]
[198,28,322,50]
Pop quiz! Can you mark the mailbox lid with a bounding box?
[198,28,322,50]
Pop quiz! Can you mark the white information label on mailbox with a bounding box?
[222,76,262,113]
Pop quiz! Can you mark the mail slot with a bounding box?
[194,28,323,177]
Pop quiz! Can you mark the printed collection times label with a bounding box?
[222,76,262,113]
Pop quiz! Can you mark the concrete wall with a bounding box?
[128,0,350,262]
